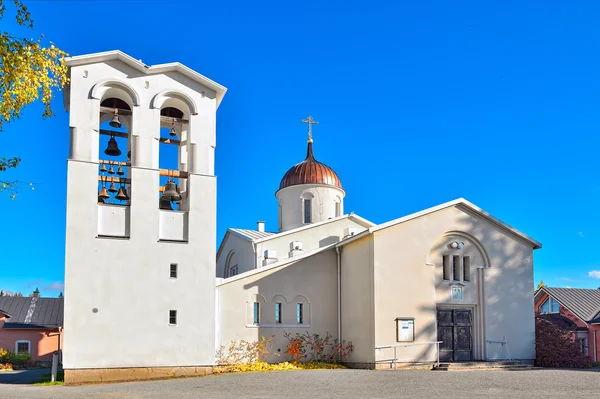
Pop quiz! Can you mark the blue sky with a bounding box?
[2,0,600,296]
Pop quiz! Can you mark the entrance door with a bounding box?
[437,308,472,361]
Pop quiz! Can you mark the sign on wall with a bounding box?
[395,317,415,342]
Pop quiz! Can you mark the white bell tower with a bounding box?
[62,51,226,383]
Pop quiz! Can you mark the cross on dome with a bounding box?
[301,116,319,143]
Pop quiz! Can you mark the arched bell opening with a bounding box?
[158,104,189,212]
[97,97,132,207]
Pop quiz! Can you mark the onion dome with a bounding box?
[278,140,342,191]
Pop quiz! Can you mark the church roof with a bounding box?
[229,229,276,241]
[277,141,342,193]
[337,198,542,250]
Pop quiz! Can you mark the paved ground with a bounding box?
[1,368,600,399]
[0,369,51,385]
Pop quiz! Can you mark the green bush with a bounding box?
[0,349,31,366]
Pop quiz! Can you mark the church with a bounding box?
[61,51,541,383]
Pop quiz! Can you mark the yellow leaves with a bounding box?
[213,361,346,374]
[0,1,69,131]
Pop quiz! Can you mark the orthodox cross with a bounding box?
[302,116,319,142]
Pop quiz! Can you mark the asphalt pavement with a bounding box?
[1,368,599,398]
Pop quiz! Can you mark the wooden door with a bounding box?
[436,308,473,361]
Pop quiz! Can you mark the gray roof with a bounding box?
[229,228,276,241]
[541,287,600,323]
[0,297,63,329]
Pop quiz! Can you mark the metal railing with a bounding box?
[375,341,442,369]
[486,336,511,361]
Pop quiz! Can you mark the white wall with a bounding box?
[367,205,536,363]
[254,216,368,269]
[64,58,219,368]
[276,184,345,231]
[216,250,339,363]
[216,233,255,277]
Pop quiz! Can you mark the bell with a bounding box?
[115,186,128,201]
[104,136,122,156]
[109,109,121,128]
[117,166,124,176]
[169,125,177,137]
[97,196,106,204]
[107,164,115,174]
[160,180,181,202]
[98,186,110,200]
[108,182,118,193]
[100,163,107,173]
[127,150,131,160]
[122,186,130,200]
[159,198,173,210]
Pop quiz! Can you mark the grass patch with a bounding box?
[214,361,346,374]
[34,371,64,386]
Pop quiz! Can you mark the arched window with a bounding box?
[225,250,238,278]
[278,201,283,231]
[301,192,314,224]
[158,106,186,211]
[98,97,132,206]
[334,196,341,217]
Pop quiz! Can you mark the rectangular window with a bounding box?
[463,256,470,281]
[170,263,178,278]
[16,342,29,353]
[442,255,449,280]
[169,310,177,325]
[253,302,260,324]
[452,255,460,281]
[296,303,303,324]
[275,303,282,324]
[551,298,560,313]
[335,201,341,217]
[303,199,312,223]
[230,265,238,277]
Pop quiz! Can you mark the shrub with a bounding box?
[0,350,32,367]
[216,336,277,365]
[0,363,13,371]
[535,315,593,368]
[283,331,353,363]
[0,348,8,363]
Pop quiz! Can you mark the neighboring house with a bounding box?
[0,295,64,363]
[534,287,600,362]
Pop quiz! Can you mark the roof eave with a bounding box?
[369,198,542,250]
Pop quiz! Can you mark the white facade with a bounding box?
[217,200,542,366]
[63,51,226,369]
[276,184,345,232]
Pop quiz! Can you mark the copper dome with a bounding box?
[278,141,342,191]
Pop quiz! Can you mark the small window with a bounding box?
[335,201,341,217]
[229,265,238,277]
[296,303,303,324]
[452,255,460,281]
[551,298,560,313]
[170,263,178,278]
[169,310,177,325]
[16,341,30,354]
[442,255,449,280]
[463,256,470,281]
[275,303,282,324]
[253,302,260,324]
[303,199,312,224]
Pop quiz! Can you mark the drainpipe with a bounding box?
[336,246,342,360]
